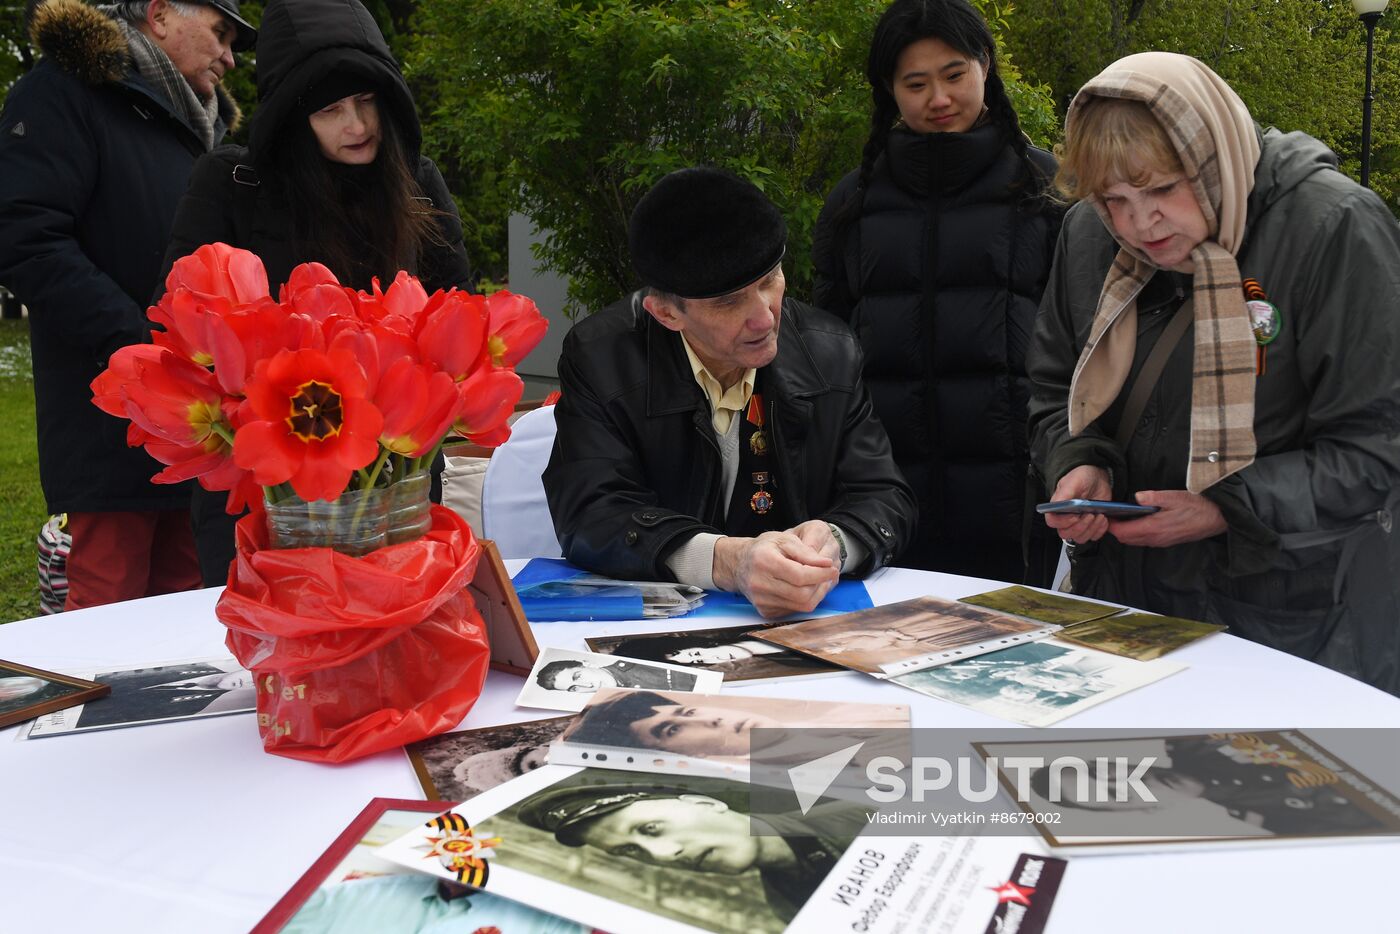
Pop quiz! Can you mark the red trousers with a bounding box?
[64,510,202,611]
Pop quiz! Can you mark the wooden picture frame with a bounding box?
[0,659,110,730]
[251,798,455,934]
[471,538,539,676]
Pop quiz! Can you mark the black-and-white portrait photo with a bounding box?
[24,658,256,737]
[406,716,575,800]
[516,647,722,713]
[586,622,841,683]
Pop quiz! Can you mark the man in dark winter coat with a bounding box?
[544,167,915,618]
[0,0,252,609]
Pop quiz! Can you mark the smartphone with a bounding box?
[1036,499,1160,518]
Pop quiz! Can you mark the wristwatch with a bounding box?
[826,522,848,570]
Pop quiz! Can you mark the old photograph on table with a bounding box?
[22,657,255,737]
[976,730,1400,852]
[0,659,109,730]
[585,621,843,683]
[251,797,585,934]
[517,646,722,713]
[549,685,909,778]
[406,716,576,800]
[755,596,1059,678]
[889,640,1184,726]
[377,763,871,934]
[958,585,1123,626]
[1055,611,1227,660]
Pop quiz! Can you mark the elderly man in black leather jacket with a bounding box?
[544,167,915,617]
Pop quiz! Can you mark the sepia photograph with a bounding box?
[755,596,1058,677]
[23,657,256,737]
[406,716,576,801]
[890,639,1184,726]
[1055,611,1227,660]
[377,764,869,934]
[251,797,584,934]
[0,660,110,729]
[516,646,722,713]
[586,621,843,683]
[958,585,1122,626]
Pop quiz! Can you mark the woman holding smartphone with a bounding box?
[812,0,1062,584]
[1029,53,1400,692]
[158,0,473,584]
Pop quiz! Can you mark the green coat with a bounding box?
[1028,128,1400,694]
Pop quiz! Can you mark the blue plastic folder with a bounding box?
[511,557,873,623]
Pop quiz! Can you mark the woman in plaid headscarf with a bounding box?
[1027,53,1400,694]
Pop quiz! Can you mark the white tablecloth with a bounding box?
[1,564,1395,933]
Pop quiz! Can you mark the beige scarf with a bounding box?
[1065,53,1260,493]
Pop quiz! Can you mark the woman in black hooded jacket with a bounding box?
[158,0,473,585]
[811,0,1061,583]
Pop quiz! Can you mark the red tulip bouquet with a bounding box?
[91,243,548,761]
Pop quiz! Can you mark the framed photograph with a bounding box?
[21,657,255,738]
[755,596,1059,678]
[0,659,109,730]
[586,621,843,684]
[471,538,540,676]
[251,797,589,933]
[516,646,722,713]
[405,716,576,801]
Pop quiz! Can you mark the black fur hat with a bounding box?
[628,167,786,299]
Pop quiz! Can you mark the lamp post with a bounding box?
[1353,0,1390,188]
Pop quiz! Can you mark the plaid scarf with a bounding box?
[1065,53,1261,493]
[107,10,219,151]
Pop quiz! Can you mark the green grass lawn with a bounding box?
[0,319,46,622]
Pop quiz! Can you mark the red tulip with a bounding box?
[417,290,489,380]
[164,242,269,306]
[485,290,548,367]
[376,357,463,457]
[234,348,384,502]
[453,366,522,447]
[280,262,355,322]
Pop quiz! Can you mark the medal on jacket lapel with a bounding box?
[1243,278,1281,376]
[750,470,774,514]
[746,394,768,455]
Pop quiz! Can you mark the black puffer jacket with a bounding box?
[544,294,916,581]
[157,0,472,584]
[813,123,1061,582]
[0,0,237,513]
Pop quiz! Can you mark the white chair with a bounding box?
[480,405,563,559]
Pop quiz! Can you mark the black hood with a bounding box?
[248,0,419,162]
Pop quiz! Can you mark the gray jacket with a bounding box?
[1028,128,1400,694]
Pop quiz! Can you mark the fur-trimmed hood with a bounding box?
[30,0,241,129]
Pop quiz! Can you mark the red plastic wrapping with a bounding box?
[215,504,489,763]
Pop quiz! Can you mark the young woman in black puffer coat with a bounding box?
[812,0,1062,584]
[157,0,474,585]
